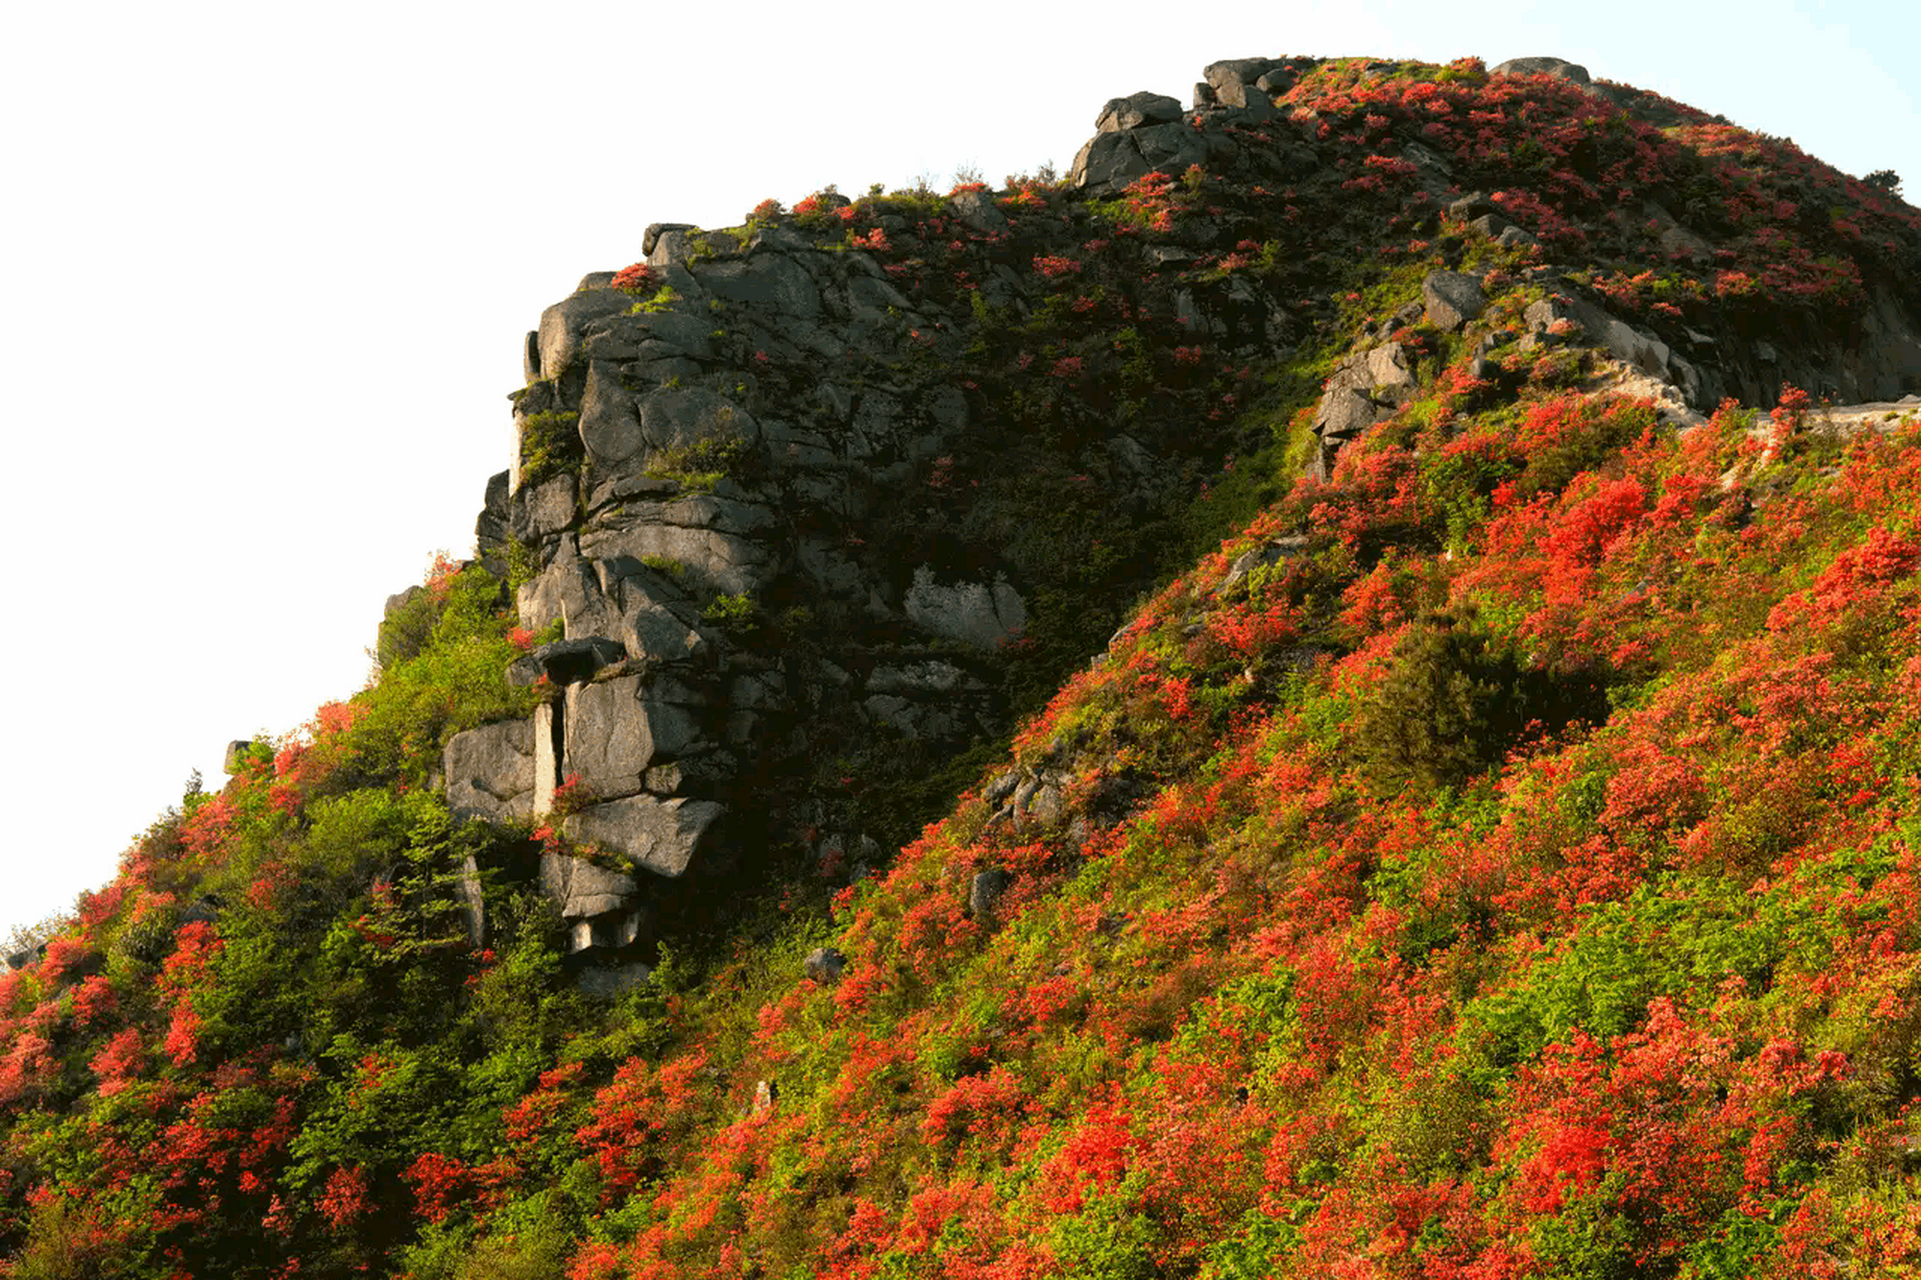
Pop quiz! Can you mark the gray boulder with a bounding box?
[1524,292,1664,376]
[1203,58,1281,109]
[537,287,633,383]
[581,499,776,596]
[563,674,705,801]
[1097,91,1184,133]
[539,850,637,918]
[222,740,256,775]
[693,255,821,317]
[1072,121,1218,195]
[1311,343,1422,480]
[643,222,697,256]
[803,947,846,985]
[1222,535,1311,594]
[517,546,619,641]
[578,363,644,468]
[562,795,724,878]
[948,189,1008,234]
[638,386,761,459]
[512,472,578,542]
[968,868,1009,920]
[1422,271,1487,331]
[1492,57,1591,85]
[444,720,536,823]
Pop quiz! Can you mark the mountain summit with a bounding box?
[4,53,1921,1279]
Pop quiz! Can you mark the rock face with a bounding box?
[561,796,723,879]
[444,720,536,824]
[431,50,1921,970]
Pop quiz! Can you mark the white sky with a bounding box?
[2,0,1915,940]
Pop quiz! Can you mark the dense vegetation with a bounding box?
[4,56,1920,1279]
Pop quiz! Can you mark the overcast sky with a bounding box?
[2,0,1914,940]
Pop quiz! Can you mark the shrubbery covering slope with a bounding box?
[4,55,1921,1280]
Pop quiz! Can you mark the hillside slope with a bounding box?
[4,53,1921,1280]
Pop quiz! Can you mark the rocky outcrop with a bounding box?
[444,720,536,824]
[1491,56,1591,84]
[429,51,1921,970]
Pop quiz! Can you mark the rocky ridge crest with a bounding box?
[379,52,1921,974]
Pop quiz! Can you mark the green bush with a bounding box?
[1355,610,1610,791]
[340,566,539,788]
[518,410,583,489]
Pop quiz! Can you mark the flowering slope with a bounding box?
[4,54,1921,1280]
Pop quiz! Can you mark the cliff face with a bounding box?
[8,52,1921,1280]
[430,52,1921,975]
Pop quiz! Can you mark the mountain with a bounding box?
[4,52,1921,1279]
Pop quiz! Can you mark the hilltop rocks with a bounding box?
[438,50,1921,997]
[1072,121,1234,196]
[1492,56,1591,84]
[1097,91,1183,133]
[1200,58,1289,108]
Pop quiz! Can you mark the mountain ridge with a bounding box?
[4,51,1921,1279]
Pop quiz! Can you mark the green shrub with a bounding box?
[1355,610,1610,791]
[702,591,757,633]
[518,410,583,489]
[645,435,748,494]
[340,566,539,787]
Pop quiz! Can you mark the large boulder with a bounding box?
[1072,120,1223,195]
[563,674,705,801]
[1202,57,1282,108]
[578,364,643,469]
[1096,91,1184,133]
[511,472,577,542]
[444,720,536,823]
[516,545,620,640]
[536,286,634,382]
[1422,270,1487,331]
[561,795,725,878]
[643,222,696,255]
[580,498,777,596]
[1492,56,1591,85]
[539,850,637,918]
[1310,343,1423,481]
